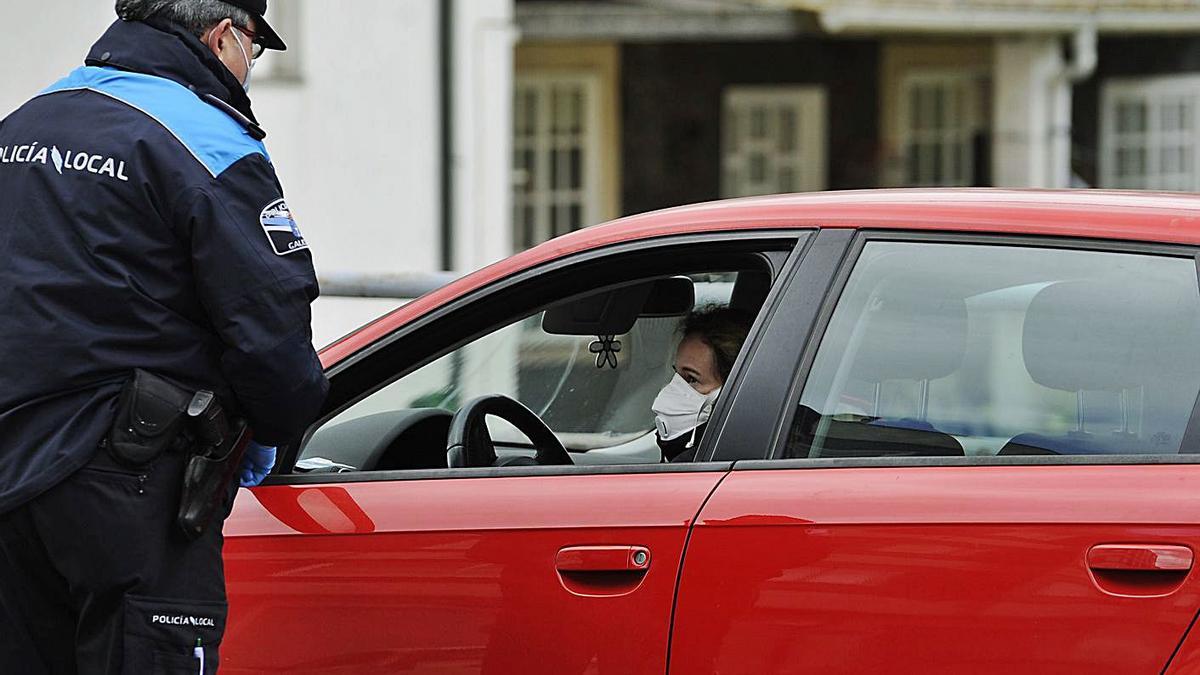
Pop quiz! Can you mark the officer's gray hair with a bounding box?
[114,0,252,39]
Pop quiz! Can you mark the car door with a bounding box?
[218,233,806,674]
[221,469,725,673]
[673,232,1200,673]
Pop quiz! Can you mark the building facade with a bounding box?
[514,0,1200,243]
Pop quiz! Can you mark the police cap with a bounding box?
[222,0,287,52]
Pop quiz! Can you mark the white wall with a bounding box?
[452,0,517,273]
[0,4,114,114]
[254,0,441,279]
[252,1,443,345]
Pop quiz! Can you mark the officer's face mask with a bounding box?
[231,26,255,93]
[652,374,721,451]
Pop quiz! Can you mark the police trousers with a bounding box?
[0,444,233,674]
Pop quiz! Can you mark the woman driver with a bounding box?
[652,306,752,462]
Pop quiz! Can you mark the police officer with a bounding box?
[0,1,328,672]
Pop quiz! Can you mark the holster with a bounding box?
[177,391,251,540]
[105,370,193,467]
[104,369,251,540]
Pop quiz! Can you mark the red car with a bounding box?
[221,189,1200,674]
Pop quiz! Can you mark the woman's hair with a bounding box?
[680,305,754,383]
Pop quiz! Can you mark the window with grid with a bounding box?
[1102,77,1200,191]
[721,87,827,198]
[899,73,984,187]
[512,74,600,250]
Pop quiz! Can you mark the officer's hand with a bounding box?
[239,441,277,487]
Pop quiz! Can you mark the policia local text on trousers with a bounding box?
[0,428,234,673]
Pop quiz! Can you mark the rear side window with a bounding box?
[788,242,1200,459]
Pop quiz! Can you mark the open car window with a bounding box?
[321,275,733,450]
[296,248,784,474]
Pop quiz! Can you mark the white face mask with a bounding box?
[232,26,255,92]
[652,373,721,442]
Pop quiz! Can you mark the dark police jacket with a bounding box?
[0,19,329,514]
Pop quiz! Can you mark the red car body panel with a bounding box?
[1168,622,1200,673]
[221,472,726,673]
[671,466,1200,673]
[221,190,1200,671]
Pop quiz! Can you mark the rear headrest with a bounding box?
[1022,279,1189,391]
[849,281,968,382]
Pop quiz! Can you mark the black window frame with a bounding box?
[268,230,812,486]
[702,228,854,462]
[744,230,1200,470]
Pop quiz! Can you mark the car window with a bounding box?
[787,242,1200,459]
[299,268,764,472]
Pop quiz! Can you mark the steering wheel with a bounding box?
[446,395,573,468]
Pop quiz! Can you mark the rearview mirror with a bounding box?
[542,276,695,336]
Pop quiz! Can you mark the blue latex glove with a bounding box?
[239,441,277,487]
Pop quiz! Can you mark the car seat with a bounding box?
[999,278,1198,456]
[802,280,968,458]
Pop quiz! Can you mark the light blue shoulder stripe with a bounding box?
[39,66,268,177]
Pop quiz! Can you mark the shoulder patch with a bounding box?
[260,199,308,256]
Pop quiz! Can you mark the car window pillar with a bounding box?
[704,229,853,463]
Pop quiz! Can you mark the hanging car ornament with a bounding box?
[590,335,622,369]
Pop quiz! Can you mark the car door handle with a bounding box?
[1087,544,1194,572]
[556,546,651,573]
